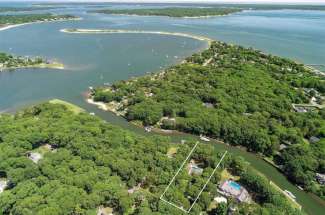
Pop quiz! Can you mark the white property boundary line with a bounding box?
[160,142,228,213]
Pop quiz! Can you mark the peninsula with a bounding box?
[61,28,213,44]
[0,14,79,31]
[0,52,64,71]
[90,7,242,18]
[89,39,325,201]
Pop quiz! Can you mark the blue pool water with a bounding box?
[229,181,241,191]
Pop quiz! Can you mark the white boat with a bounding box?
[144,126,152,132]
[284,190,296,199]
[297,185,304,191]
[200,134,210,142]
[89,86,94,91]
[89,112,95,116]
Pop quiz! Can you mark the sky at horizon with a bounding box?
[1,0,325,5]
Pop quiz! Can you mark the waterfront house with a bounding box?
[316,173,325,185]
[218,180,251,203]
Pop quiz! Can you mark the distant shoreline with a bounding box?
[0,17,82,32]
[93,13,232,19]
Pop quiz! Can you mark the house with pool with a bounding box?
[218,180,251,203]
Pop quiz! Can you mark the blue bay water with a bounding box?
[0,4,325,214]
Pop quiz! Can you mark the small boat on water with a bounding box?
[200,134,210,142]
[89,112,95,116]
[144,126,152,132]
[89,86,94,91]
[297,185,304,191]
[284,190,296,199]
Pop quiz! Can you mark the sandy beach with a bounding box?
[61,28,213,45]
[0,23,29,31]
[86,98,108,111]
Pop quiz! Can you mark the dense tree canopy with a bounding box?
[92,41,325,199]
[0,103,303,214]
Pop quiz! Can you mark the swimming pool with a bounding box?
[229,181,241,191]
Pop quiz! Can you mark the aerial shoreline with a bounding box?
[0,17,82,32]
[91,13,233,19]
[60,28,213,45]
[61,28,324,76]
[81,28,325,213]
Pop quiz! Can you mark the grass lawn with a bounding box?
[220,169,240,181]
[49,99,84,114]
[167,146,178,157]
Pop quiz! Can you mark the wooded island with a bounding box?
[91,7,242,18]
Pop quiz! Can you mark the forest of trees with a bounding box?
[0,13,77,27]
[90,5,325,18]
[90,7,242,17]
[0,103,303,214]
[92,41,325,200]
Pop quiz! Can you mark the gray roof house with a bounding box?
[309,136,320,144]
[188,160,203,176]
